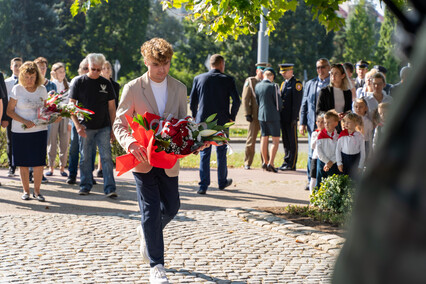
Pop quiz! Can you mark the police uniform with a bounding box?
[278,64,303,170]
[242,62,271,169]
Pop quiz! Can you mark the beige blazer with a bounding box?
[113,72,188,177]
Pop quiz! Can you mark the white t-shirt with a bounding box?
[333,87,345,113]
[150,78,168,117]
[52,78,70,104]
[10,85,48,133]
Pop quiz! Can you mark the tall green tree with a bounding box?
[342,0,377,64]
[146,0,184,45]
[375,7,401,83]
[81,0,150,78]
[53,0,86,77]
[269,0,335,81]
[0,0,63,73]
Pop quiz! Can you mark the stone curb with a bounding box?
[226,208,345,256]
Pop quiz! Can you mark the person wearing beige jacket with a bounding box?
[113,38,187,284]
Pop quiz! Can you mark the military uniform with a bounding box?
[242,63,270,169]
[278,64,303,170]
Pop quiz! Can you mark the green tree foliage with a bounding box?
[81,0,150,78]
[146,1,184,45]
[53,1,87,77]
[72,0,347,40]
[342,0,377,64]
[269,0,335,80]
[374,7,401,83]
[0,0,63,73]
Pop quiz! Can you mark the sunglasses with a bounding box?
[91,68,102,72]
[357,64,368,68]
[82,67,89,71]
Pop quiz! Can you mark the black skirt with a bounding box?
[12,131,48,167]
[259,120,281,137]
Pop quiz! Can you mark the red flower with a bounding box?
[171,131,184,147]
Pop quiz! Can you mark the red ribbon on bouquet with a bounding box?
[115,114,190,176]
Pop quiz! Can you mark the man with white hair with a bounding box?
[69,53,117,197]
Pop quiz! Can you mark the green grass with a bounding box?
[285,204,347,227]
[180,151,308,169]
[230,127,308,139]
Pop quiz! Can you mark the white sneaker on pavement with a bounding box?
[136,225,150,263]
[149,264,169,284]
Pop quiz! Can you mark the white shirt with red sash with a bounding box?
[316,128,338,165]
[336,129,366,169]
[311,129,321,159]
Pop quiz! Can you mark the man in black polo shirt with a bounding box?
[69,53,117,197]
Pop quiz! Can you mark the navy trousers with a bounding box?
[341,152,360,178]
[316,159,340,189]
[133,169,180,267]
[199,144,228,191]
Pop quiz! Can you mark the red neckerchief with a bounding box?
[314,129,321,133]
[317,128,335,140]
[338,129,355,139]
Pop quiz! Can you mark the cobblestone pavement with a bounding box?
[0,208,340,283]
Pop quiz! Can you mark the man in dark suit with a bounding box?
[299,58,331,189]
[190,54,241,195]
[278,63,303,171]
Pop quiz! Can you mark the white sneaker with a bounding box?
[136,225,150,263]
[149,264,169,284]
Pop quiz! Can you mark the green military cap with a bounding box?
[279,63,294,73]
[255,62,272,70]
[263,67,276,78]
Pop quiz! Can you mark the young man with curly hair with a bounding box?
[114,38,205,283]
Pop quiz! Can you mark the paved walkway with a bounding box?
[0,167,342,283]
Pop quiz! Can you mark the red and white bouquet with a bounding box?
[116,112,233,175]
[23,90,94,128]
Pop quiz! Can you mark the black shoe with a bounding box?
[278,164,287,171]
[92,178,97,185]
[7,167,15,177]
[305,183,310,191]
[244,165,250,170]
[197,188,207,195]
[66,176,77,184]
[262,163,267,170]
[219,178,233,190]
[279,165,296,171]
[266,164,278,173]
[96,170,103,178]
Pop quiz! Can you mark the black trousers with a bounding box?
[280,120,298,169]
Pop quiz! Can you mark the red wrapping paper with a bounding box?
[116,114,194,176]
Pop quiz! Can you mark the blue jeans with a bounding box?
[79,126,115,194]
[133,169,180,267]
[199,144,228,191]
[69,123,96,178]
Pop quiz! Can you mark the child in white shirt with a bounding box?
[309,113,325,194]
[336,113,366,178]
[315,110,340,189]
[373,102,390,150]
[353,98,373,158]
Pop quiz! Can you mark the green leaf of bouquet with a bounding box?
[223,122,235,128]
[205,113,217,123]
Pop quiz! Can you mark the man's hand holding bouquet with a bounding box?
[116,112,233,175]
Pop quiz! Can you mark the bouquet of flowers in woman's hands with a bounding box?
[116,112,234,175]
[23,90,94,129]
